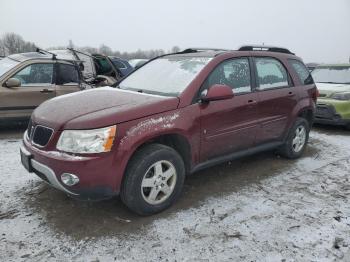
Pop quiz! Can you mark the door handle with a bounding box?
[40,89,54,93]
[247,99,257,105]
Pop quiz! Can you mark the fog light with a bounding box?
[61,173,79,186]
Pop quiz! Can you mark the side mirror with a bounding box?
[201,84,234,102]
[5,78,21,88]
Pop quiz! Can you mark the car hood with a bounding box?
[316,82,350,98]
[32,87,180,130]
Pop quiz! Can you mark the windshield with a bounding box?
[312,66,350,84]
[119,56,212,96]
[0,57,20,77]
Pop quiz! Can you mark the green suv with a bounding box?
[312,64,350,128]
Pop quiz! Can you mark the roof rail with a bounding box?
[238,45,294,55]
[36,48,57,60]
[181,47,230,53]
[67,48,97,59]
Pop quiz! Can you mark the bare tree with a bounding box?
[68,39,74,49]
[79,46,98,54]
[0,40,6,56]
[99,44,113,55]
[0,33,36,55]
[171,46,181,53]
[0,32,178,61]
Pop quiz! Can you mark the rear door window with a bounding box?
[288,59,314,85]
[57,63,79,85]
[255,58,289,90]
[206,57,252,94]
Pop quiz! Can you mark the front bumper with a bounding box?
[314,103,350,126]
[21,133,119,200]
[21,146,79,195]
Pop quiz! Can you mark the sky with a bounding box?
[0,0,349,63]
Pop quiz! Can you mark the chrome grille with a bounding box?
[27,120,53,147]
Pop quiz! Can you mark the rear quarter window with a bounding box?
[288,59,314,85]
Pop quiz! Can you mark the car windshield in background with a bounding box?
[312,66,350,84]
[0,57,20,77]
[119,56,212,96]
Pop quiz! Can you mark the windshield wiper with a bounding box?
[119,86,145,93]
[111,81,120,87]
[317,81,342,84]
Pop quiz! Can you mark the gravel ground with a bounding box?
[0,126,349,261]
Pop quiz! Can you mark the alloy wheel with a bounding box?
[141,160,177,205]
[292,125,306,153]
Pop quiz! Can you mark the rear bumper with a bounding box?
[314,104,350,126]
[21,133,119,201]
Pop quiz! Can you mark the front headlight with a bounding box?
[57,125,116,154]
[331,92,350,101]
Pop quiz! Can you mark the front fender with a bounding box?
[111,106,201,191]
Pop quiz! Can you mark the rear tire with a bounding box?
[121,144,185,215]
[278,117,310,159]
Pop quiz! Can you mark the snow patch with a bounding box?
[119,112,179,145]
[1,129,350,261]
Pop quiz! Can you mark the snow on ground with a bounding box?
[0,129,350,261]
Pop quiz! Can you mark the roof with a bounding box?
[8,50,82,63]
[8,52,54,62]
[164,50,297,59]
[163,45,297,59]
[166,51,224,58]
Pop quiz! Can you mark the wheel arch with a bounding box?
[137,133,191,172]
[297,107,315,127]
[120,132,192,186]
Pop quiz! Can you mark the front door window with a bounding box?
[12,63,54,86]
[206,57,252,94]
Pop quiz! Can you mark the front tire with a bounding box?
[121,144,185,215]
[278,117,310,159]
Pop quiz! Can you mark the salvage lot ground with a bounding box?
[0,125,350,261]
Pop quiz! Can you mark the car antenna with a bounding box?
[36,48,57,60]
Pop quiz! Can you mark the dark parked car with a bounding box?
[21,46,317,215]
[109,56,133,77]
[128,59,148,69]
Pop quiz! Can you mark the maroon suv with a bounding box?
[20,46,317,215]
